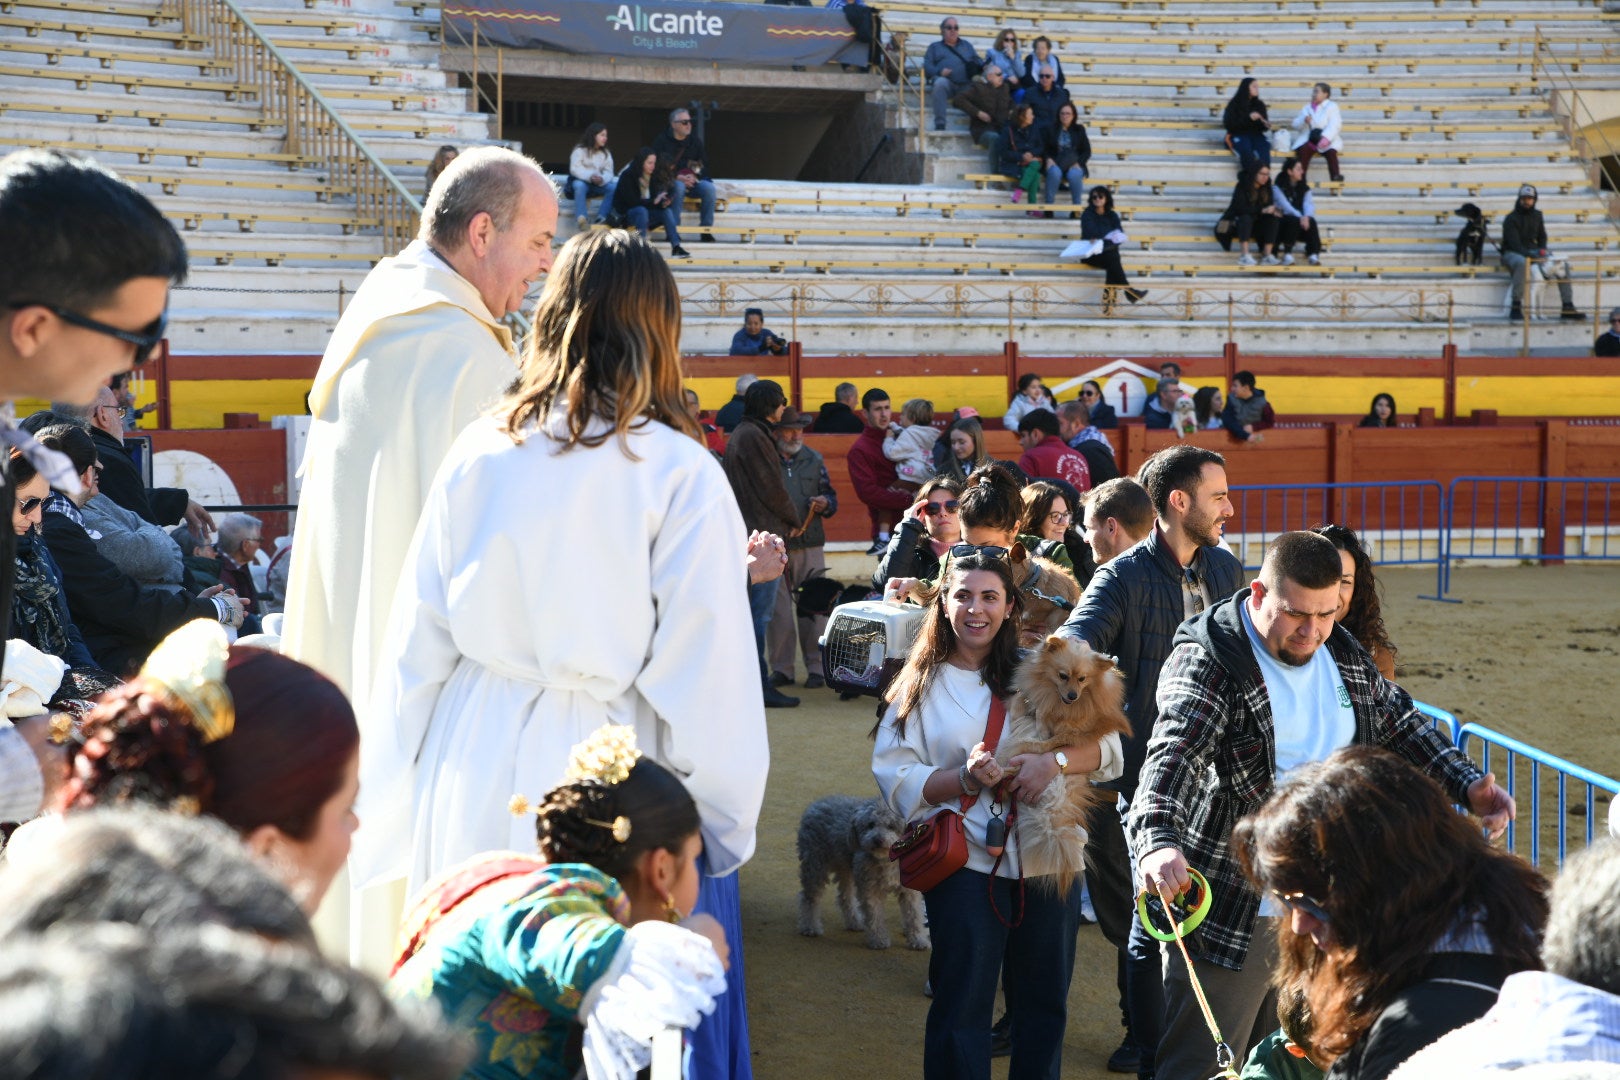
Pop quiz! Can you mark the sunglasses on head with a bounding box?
[949,542,1008,561]
[1271,890,1332,925]
[8,301,167,367]
[924,499,961,514]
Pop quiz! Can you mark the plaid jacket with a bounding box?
[1127,589,1484,971]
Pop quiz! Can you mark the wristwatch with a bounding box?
[1053,750,1070,775]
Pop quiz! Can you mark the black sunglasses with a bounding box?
[949,543,1009,560]
[1079,389,1099,398]
[1271,890,1332,925]
[923,499,961,514]
[15,496,43,515]
[9,302,167,367]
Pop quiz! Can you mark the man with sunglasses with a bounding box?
[67,386,214,539]
[1130,531,1512,1080]
[923,18,979,132]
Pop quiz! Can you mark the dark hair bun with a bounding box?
[60,682,213,815]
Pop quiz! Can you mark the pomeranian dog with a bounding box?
[996,635,1132,891]
[1013,554,1080,648]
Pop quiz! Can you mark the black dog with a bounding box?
[796,573,857,620]
[1454,203,1487,266]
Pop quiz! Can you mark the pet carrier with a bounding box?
[819,600,926,697]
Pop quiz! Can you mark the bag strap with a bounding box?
[957,695,1007,812]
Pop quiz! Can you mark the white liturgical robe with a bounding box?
[353,410,770,892]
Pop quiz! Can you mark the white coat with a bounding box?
[280,240,516,710]
[1289,98,1344,153]
[352,410,770,892]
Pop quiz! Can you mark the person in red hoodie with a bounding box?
[845,387,916,555]
[1016,408,1092,493]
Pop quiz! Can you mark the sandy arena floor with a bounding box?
[738,563,1620,1080]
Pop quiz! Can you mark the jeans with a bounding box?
[571,178,615,222]
[931,76,967,126]
[625,204,682,249]
[1044,163,1086,205]
[669,177,716,229]
[1503,250,1576,308]
[747,577,778,687]
[1229,132,1270,178]
[923,868,1084,1080]
[978,130,1003,174]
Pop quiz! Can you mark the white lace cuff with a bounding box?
[580,921,727,1080]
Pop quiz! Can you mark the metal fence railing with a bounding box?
[1442,476,1620,594]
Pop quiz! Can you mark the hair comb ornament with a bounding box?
[508,793,632,843]
[565,723,642,786]
[139,619,235,744]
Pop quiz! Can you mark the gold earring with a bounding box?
[660,890,681,923]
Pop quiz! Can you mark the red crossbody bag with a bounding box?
[888,695,1007,893]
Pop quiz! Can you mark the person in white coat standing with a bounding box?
[359,228,769,1080]
[1288,82,1344,182]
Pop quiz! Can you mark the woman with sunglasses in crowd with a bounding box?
[874,476,962,596]
[1078,186,1147,310]
[873,546,1120,1080]
[7,449,94,669]
[984,28,1025,100]
[1076,380,1118,429]
[1235,746,1546,1080]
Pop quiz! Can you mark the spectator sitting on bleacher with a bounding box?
[169,524,222,591]
[1223,369,1275,441]
[1077,379,1118,429]
[1502,184,1582,323]
[8,449,95,670]
[1287,83,1344,183]
[1142,376,1181,431]
[730,308,789,357]
[1596,307,1620,356]
[715,374,755,433]
[1004,372,1052,433]
[811,381,866,434]
[952,66,1012,175]
[1025,69,1072,141]
[923,18,978,133]
[424,144,457,200]
[985,29,1025,101]
[651,107,717,244]
[610,148,689,259]
[216,513,263,616]
[1273,157,1322,267]
[1023,34,1065,89]
[1042,103,1091,213]
[1223,77,1272,179]
[1223,164,1283,267]
[998,104,1045,205]
[1194,387,1225,431]
[567,122,616,229]
[1016,409,1092,492]
[1358,392,1397,429]
[1057,401,1121,486]
[34,424,243,674]
[1078,185,1148,308]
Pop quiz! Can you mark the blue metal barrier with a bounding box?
[1413,699,1459,745]
[1453,722,1620,870]
[1227,481,1449,599]
[1442,476,1620,594]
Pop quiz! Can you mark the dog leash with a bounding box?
[1153,878,1240,1080]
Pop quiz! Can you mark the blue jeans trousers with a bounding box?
[669,177,717,229]
[1044,164,1086,205]
[571,179,615,222]
[625,204,682,249]
[923,867,1084,1080]
[747,577,777,686]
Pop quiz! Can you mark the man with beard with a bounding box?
[1056,444,1243,1080]
[1131,531,1512,1080]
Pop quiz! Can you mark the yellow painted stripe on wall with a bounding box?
[1257,377,1447,416]
[687,378,741,412]
[169,379,310,430]
[800,376,1011,418]
[1456,377,1620,417]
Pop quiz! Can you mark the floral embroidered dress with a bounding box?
[391,855,726,1080]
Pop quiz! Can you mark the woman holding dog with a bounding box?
[873,550,1121,1080]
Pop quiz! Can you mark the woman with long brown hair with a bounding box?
[1313,523,1397,681]
[359,228,768,1078]
[1234,746,1547,1080]
[873,550,1120,1080]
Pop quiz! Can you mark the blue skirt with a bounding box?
[688,858,753,1080]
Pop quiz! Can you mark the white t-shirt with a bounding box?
[1240,600,1355,916]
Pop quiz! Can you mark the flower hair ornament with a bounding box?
[138,618,236,744]
[508,723,642,843]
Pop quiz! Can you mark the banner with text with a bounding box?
[443,0,865,68]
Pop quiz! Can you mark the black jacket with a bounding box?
[998,121,1044,175]
[714,395,746,433]
[1043,121,1091,172]
[1225,177,1276,220]
[1080,206,1122,248]
[1326,953,1517,1080]
[1597,329,1620,357]
[91,427,188,527]
[1223,94,1269,136]
[651,129,707,179]
[1501,205,1548,258]
[871,517,943,591]
[609,161,672,220]
[40,505,219,674]
[1025,84,1072,137]
[1086,401,1119,429]
[811,401,864,434]
[1058,528,1244,794]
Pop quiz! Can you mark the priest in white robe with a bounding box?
[280,147,558,710]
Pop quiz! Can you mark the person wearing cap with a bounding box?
[1502,183,1582,322]
[729,309,788,357]
[1595,307,1620,357]
[767,407,837,692]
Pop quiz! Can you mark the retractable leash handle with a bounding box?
[1140,870,1239,1080]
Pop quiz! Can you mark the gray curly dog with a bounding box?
[796,795,929,951]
